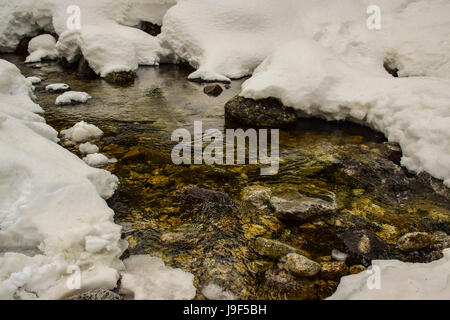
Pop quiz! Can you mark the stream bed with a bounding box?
[3,54,449,300]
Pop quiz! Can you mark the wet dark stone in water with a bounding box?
[66,289,123,300]
[15,37,33,56]
[203,84,223,97]
[77,57,98,80]
[225,96,296,127]
[338,229,389,267]
[139,21,162,36]
[179,186,235,218]
[104,71,136,85]
[264,268,316,300]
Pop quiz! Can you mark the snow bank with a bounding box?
[0,59,123,299]
[79,142,99,155]
[25,34,59,63]
[328,249,450,300]
[61,121,103,143]
[120,255,196,300]
[55,91,91,105]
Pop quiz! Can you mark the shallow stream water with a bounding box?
[3,54,449,300]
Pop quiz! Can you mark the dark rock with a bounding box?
[225,96,296,127]
[104,71,136,85]
[139,21,162,36]
[270,190,338,223]
[319,261,349,280]
[264,268,316,300]
[349,265,366,274]
[59,56,81,70]
[383,142,402,164]
[77,57,98,80]
[15,37,33,56]
[339,229,389,266]
[204,84,223,97]
[397,232,431,252]
[180,186,234,218]
[66,289,123,300]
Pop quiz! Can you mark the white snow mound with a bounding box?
[55,91,92,105]
[61,121,103,143]
[25,34,59,63]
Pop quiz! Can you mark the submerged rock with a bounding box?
[241,185,272,209]
[270,190,337,223]
[319,261,349,280]
[66,289,123,300]
[282,253,321,277]
[397,232,432,252]
[339,229,389,266]
[264,268,316,300]
[180,186,234,218]
[253,237,309,260]
[104,71,135,85]
[204,84,223,97]
[225,96,296,127]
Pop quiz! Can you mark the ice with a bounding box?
[79,142,99,155]
[25,34,59,63]
[60,121,103,143]
[328,249,450,300]
[55,91,92,105]
[120,255,196,300]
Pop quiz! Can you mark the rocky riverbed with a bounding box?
[3,53,449,300]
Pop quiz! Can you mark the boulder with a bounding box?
[282,253,321,277]
[204,84,223,97]
[397,232,432,252]
[339,229,389,266]
[104,71,135,85]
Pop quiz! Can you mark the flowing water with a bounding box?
[3,54,449,300]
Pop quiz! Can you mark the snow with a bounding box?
[202,283,236,300]
[328,249,450,300]
[0,59,123,299]
[45,83,69,93]
[60,121,103,143]
[27,76,41,84]
[83,153,117,168]
[120,255,196,300]
[25,34,59,63]
[55,91,92,105]
[79,142,99,155]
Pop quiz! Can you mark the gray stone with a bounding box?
[282,253,321,277]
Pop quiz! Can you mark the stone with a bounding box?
[264,268,316,300]
[241,185,272,209]
[320,261,349,280]
[253,237,309,260]
[77,57,98,80]
[225,96,297,127]
[160,232,185,244]
[282,253,321,277]
[104,71,135,85]
[15,37,33,56]
[242,224,266,239]
[397,232,432,252]
[180,186,235,218]
[270,190,338,223]
[139,21,162,36]
[349,265,366,274]
[204,84,223,97]
[339,229,389,267]
[66,289,123,300]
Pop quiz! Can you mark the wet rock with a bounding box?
[241,185,272,209]
[180,186,234,218]
[225,96,296,127]
[264,268,316,300]
[15,37,33,56]
[77,57,98,80]
[432,231,450,250]
[349,265,366,274]
[242,224,266,239]
[339,229,389,266]
[204,84,223,97]
[383,142,402,164]
[319,261,348,280]
[139,21,161,36]
[253,237,309,260]
[148,87,164,98]
[66,289,123,300]
[104,71,135,85]
[282,253,321,277]
[270,190,337,224]
[160,232,185,244]
[397,232,431,252]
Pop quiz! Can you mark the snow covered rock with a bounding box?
[60,121,103,142]
[25,34,59,63]
[27,76,42,84]
[328,249,450,300]
[0,59,123,300]
[120,255,196,300]
[202,283,236,300]
[55,91,92,105]
[83,153,117,167]
[45,83,70,93]
[79,142,99,155]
